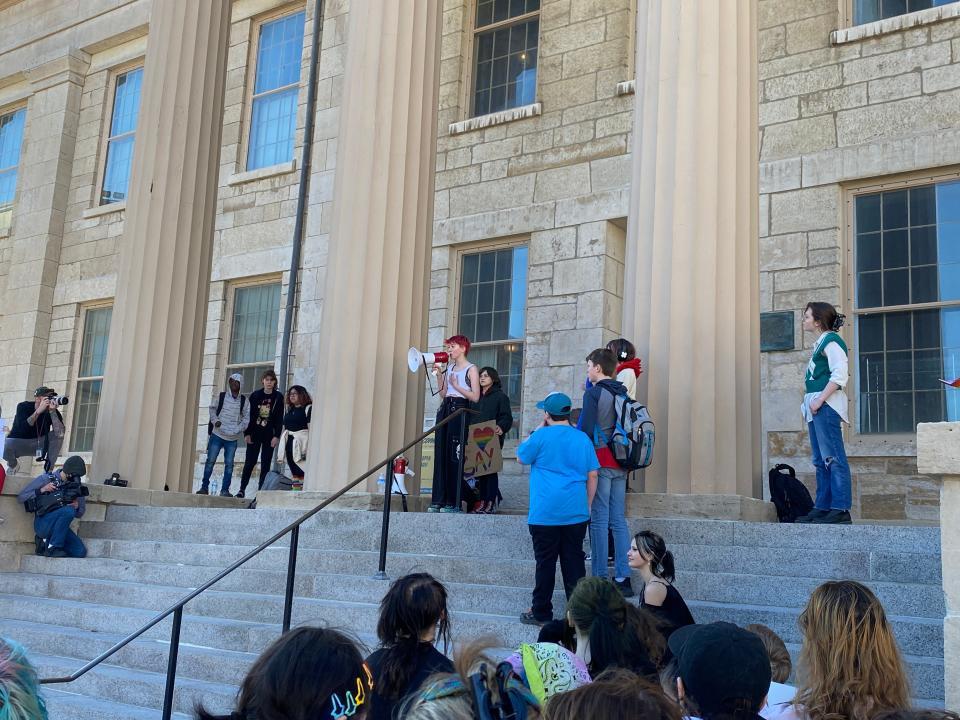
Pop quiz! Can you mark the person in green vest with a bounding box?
[797,302,851,525]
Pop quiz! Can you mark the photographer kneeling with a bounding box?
[16,455,89,558]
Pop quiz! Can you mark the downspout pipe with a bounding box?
[277,0,325,389]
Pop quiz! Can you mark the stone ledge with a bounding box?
[82,202,125,220]
[227,159,297,186]
[831,3,960,45]
[615,79,636,96]
[448,103,542,136]
[917,421,960,475]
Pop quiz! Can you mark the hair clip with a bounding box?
[329,664,374,719]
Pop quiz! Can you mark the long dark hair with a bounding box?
[479,366,501,395]
[375,573,451,701]
[196,627,369,720]
[566,577,664,678]
[633,530,676,582]
[286,385,312,407]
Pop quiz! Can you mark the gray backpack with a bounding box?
[602,386,655,470]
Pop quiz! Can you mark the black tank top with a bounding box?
[641,580,695,637]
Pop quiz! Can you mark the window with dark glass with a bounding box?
[101,68,143,205]
[71,307,112,452]
[227,283,281,391]
[854,179,960,432]
[0,106,27,231]
[853,0,955,24]
[458,246,528,435]
[247,11,305,171]
[472,0,539,117]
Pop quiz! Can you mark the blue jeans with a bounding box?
[807,403,851,511]
[201,434,238,492]
[590,467,631,578]
[34,505,86,557]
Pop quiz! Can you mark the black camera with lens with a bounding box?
[24,474,89,516]
[103,473,128,488]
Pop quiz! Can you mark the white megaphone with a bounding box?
[407,347,449,373]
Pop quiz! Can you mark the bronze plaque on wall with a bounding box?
[761,311,795,352]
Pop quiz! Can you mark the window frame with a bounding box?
[464,0,541,120]
[222,276,283,392]
[240,4,307,174]
[839,0,960,27]
[0,102,28,233]
[452,237,529,438]
[94,60,144,209]
[844,166,960,438]
[67,301,114,456]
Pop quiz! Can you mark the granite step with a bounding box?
[16,553,944,619]
[30,651,238,717]
[44,687,192,720]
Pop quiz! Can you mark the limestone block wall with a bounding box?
[428,0,633,438]
[758,0,959,519]
[0,0,348,487]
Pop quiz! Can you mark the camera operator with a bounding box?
[17,455,88,558]
[3,387,65,475]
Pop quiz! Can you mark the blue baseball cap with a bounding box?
[536,392,572,417]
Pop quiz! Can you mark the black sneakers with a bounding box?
[35,535,47,555]
[195,486,209,495]
[815,509,852,524]
[797,508,852,524]
[796,508,828,524]
[45,547,68,558]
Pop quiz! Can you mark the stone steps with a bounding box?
[0,506,944,717]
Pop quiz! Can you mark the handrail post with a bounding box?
[282,526,300,633]
[455,410,467,512]
[375,455,395,580]
[161,607,183,720]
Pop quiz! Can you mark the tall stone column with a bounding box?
[623,0,760,496]
[91,1,230,490]
[0,50,88,418]
[918,422,959,708]
[306,1,441,491]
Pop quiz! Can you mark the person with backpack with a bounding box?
[796,302,851,525]
[579,348,633,596]
[196,373,249,496]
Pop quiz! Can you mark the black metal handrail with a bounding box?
[39,406,477,720]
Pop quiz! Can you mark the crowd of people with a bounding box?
[2,571,951,720]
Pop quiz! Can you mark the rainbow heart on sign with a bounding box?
[473,426,496,451]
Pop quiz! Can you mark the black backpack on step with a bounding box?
[768,463,814,523]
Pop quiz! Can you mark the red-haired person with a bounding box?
[428,335,480,512]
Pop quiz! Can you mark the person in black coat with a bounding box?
[469,366,513,513]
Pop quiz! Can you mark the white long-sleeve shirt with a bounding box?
[801,333,849,424]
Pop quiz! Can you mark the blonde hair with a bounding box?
[745,623,792,683]
[795,581,909,720]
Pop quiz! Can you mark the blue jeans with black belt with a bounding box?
[807,403,851,511]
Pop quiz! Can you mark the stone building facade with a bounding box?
[1,0,958,516]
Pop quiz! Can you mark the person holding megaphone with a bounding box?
[428,335,480,513]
